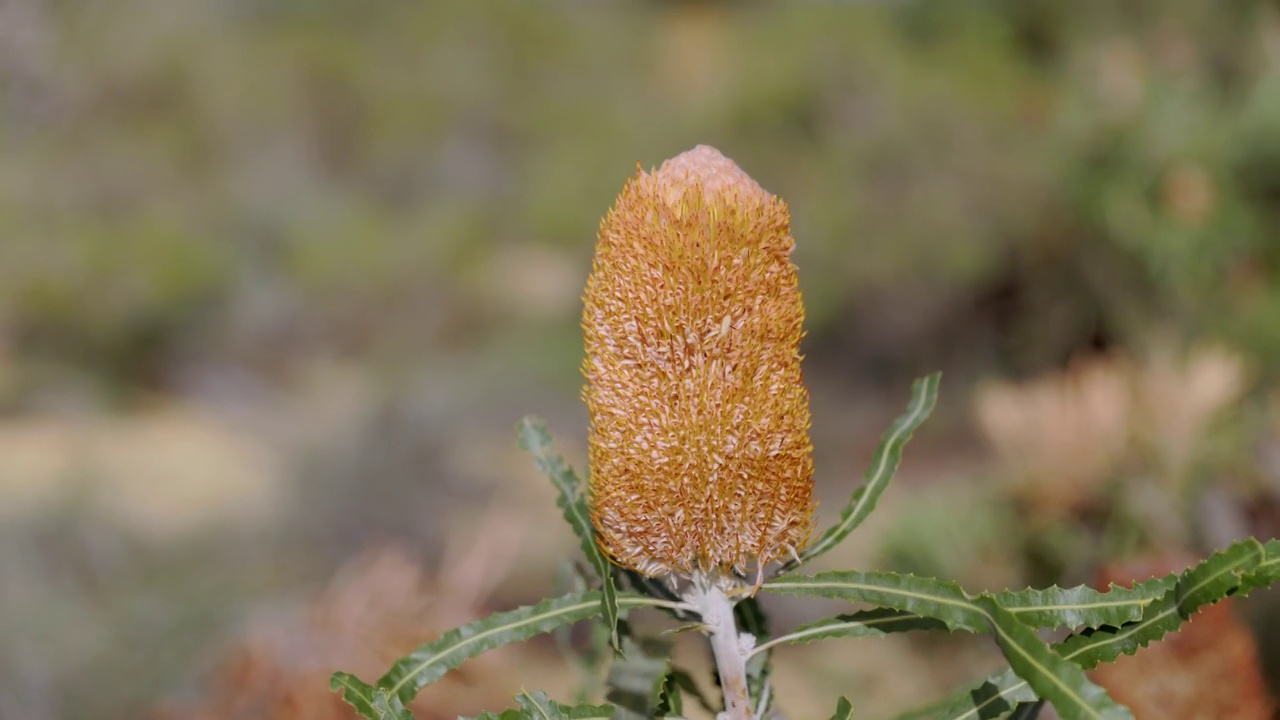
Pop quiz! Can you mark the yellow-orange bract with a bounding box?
[582,145,815,578]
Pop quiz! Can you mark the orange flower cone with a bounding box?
[582,145,815,580]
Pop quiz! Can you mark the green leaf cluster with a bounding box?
[331,374,1279,720]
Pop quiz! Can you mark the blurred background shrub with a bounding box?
[2,1,1280,718]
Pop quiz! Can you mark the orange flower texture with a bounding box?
[582,145,815,579]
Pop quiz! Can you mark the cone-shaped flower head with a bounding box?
[583,145,815,578]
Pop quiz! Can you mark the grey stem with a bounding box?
[691,574,754,720]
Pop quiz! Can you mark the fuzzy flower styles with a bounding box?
[582,146,816,580]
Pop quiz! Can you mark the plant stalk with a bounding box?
[692,576,754,720]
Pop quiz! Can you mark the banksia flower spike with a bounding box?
[582,145,816,586]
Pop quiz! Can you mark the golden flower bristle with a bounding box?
[582,145,815,578]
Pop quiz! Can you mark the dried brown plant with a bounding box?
[973,354,1133,520]
[149,506,530,720]
[973,344,1249,524]
[1132,342,1248,478]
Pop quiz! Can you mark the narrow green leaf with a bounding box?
[1173,537,1263,611]
[516,690,615,720]
[1257,538,1279,561]
[462,695,615,720]
[330,672,377,717]
[759,578,1166,659]
[991,578,1168,630]
[1008,700,1046,720]
[664,667,718,716]
[786,373,940,571]
[551,560,612,695]
[655,670,683,717]
[970,596,1130,720]
[1246,538,1280,587]
[330,672,413,720]
[764,570,984,633]
[914,538,1280,719]
[563,703,618,719]
[517,416,621,649]
[1058,538,1265,669]
[752,608,948,656]
[829,696,855,720]
[896,669,1034,720]
[516,691,564,720]
[462,710,523,720]
[757,573,1166,656]
[765,571,1130,719]
[362,591,675,708]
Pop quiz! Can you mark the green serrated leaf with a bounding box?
[970,596,1130,720]
[758,577,1167,659]
[896,669,1035,720]
[1247,538,1280,586]
[752,608,948,656]
[517,416,621,650]
[462,710,524,720]
[1008,700,1046,720]
[785,373,940,572]
[830,696,855,720]
[1258,538,1279,560]
[562,695,618,718]
[655,670,683,717]
[330,672,413,720]
[764,570,984,633]
[517,691,565,720]
[1173,537,1263,612]
[606,635,671,719]
[357,591,673,708]
[991,577,1167,630]
[1059,538,1265,669]
[516,690,615,720]
[914,538,1280,719]
[664,667,718,715]
[552,561,611,697]
[764,571,1130,719]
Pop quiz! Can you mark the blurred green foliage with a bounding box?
[4,3,1280,718]
[4,0,1280,395]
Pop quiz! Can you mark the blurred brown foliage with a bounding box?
[148,543,528,720]
[974,354,1134,523]
[973,344,1253,541]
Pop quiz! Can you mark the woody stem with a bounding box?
[692,575,753,720]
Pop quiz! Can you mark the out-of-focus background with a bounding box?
[3,1,1280,718]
